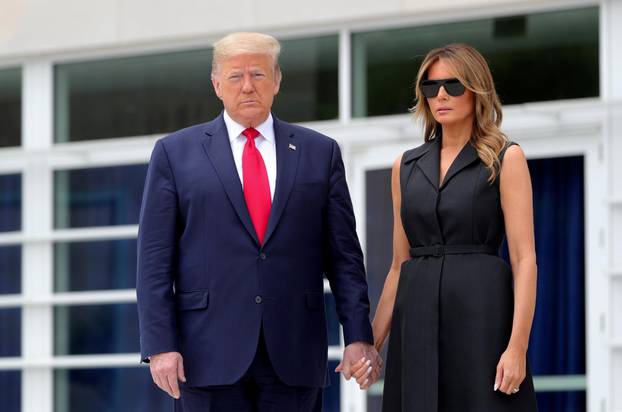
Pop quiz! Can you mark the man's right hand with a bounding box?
[149,351,186,399]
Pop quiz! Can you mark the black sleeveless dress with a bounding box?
[381,137,538,411]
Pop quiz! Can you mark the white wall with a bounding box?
[0,0,579,60]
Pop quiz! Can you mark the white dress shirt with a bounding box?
[223,110,277,200]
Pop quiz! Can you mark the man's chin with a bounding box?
[236,110,269,126]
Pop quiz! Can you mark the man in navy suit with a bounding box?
[137,32,380,411]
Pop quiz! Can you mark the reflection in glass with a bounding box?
[273,35,339,122]
[0,246,21,294]
[0,371,20,412]
[0,174,21,232]
[54,367,171,412]
[54,49,219,142]
[0,68,21,148]
[54,35,339,143]
[54,239,137,292]
[352,7,599,117]
[54,304,138,355]
[54,164,147,229]
[0,308,21,357]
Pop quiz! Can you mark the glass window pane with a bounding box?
[324,360,340,412]
[364,168,392,411]
[54,367,170,412]
[54,304,138,355]
[0,68,21,148]
[54,50,220,143]
[523,156,586,377]
[0,174,21,232]
[53,365,337,412]
[536,390,586,411]
[54,35,339,143]
[0,246,21,294]
[0,308,21,357]
[0,371,20,412]
[352,7,599,117]
[54,239,136,292]
[273,35,339,122]
[54,164,147,228]
[325,292,340,347]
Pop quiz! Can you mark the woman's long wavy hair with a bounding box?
[411,43,508,182]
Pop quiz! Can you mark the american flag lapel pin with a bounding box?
[288,143,297,151]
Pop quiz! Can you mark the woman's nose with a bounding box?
[437,85,449,99]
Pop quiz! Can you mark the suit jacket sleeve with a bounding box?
[136,139,179,362]
[323,140,374,346]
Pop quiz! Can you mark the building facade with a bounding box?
[0,0,620,411]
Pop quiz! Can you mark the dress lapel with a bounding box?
[414,137,441,191]
[439,140,480,190]
[404,135,481,191]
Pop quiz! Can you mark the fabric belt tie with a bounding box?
[410,244,498,258]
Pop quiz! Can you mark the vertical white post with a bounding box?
[21,60,54,412]
[339,28,352,125]
[340,140,367,412]
[601,1,622,411]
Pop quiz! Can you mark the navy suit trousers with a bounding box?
[174,328,323,412]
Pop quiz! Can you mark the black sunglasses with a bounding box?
[420,78,466,98]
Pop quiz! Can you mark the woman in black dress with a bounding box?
[352,44,538,411]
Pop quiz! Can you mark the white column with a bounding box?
[601,0,622,411]
[339,28,352,125]
[339,140,368,412]
[21,60,54,412]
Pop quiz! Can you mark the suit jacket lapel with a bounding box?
[262,116,299,247]
[201,114,260,246]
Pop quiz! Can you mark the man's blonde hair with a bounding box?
[211,32,282,80]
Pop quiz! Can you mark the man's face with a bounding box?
[212,53,281,127]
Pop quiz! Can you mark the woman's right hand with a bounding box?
[350,355,384,389]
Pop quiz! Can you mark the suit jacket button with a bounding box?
[255,295,263,304]
[259,253,267,260]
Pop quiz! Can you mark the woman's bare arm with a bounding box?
[495,144,537,395]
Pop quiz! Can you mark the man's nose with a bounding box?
[241,74,254,93]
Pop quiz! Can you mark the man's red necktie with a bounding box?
[242,128,271,245]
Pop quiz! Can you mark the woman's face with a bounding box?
[424,59,474,128]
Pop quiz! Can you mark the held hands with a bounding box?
[335,342,383,390]
[149,351,186,399]
[494,346,526,395]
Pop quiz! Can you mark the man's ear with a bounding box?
[211,75,222,99]
[273,70,282,96]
